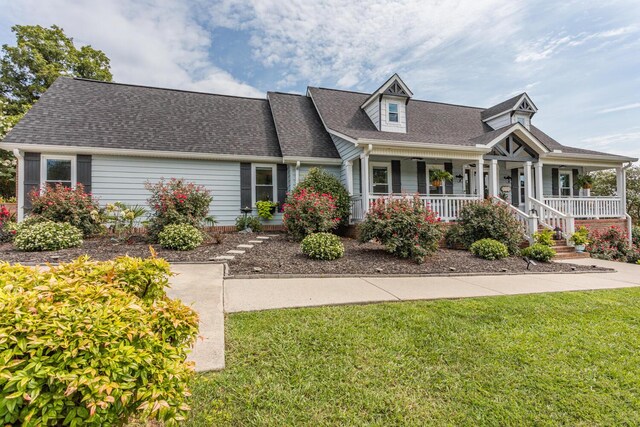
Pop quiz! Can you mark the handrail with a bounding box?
[530,197,575,241]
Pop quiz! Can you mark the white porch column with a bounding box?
[361,152,370,213]
[489,159,498,197]
[523,161,533,213]
[13,149,24,222]
[617,166,627,216]
[344,160,353,195]
[476,158,484,199]
[535,161,544,200]
[295,161,300,186]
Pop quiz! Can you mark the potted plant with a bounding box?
[575,174,594,190]
[570,226,590,252]
[429,170,454,188]
[256,200,278,221]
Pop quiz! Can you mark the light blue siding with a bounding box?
[331,134,361,161]
[92,155,241,225]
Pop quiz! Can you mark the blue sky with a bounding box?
[1,0,639,160]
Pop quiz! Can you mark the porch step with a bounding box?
[554,251,591,260]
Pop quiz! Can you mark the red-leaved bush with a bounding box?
[282,188,340,241]
[358,194,443,263]
[587,225,639,263]
[30,184,103,236]
[0,206,14,242]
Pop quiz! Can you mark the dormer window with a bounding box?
[516,117,525,126]
[388,103,399,122]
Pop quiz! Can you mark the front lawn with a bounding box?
[187,288,640,426]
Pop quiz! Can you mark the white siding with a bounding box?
[380,96,407,133]
[331,134,362,161]
[297,164,341,182]
[512,112,531,129]
[92,155,241,225]
[399,159,418,193]
[364,100,380,130]
[486,113,511,130]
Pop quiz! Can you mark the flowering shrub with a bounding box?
[0,205,15,242]
[145,178,213,240]
[14,220,83,251]
[445,201,524,254]
[470,238,509,260]
[587,226,634,262]
[105,202,147,239]
[0,255,198,426]
[301,232,345,260]
[282,188,340,241]
[521,243,556,262]
[235,215,262,232]
[30,183,103,236]
[293,167,350,226]
[358,195,443,264]
[158,223,204,251]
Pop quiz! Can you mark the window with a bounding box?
[371,163,390,194]
[388,103,399,122]
[254,165,275,203]
[42,155,75,188]
[516,117,525,126]
[559,171,572,197]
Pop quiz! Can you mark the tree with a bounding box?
[0,25,112,197]
[591,166,640,223]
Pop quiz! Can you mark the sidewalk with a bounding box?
[224,258,640,313]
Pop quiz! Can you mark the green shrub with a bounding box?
[145,178,213,240]
[0,205,14,243]
[587,226,632,262]
[158,223,204,250]
[301,232,345,260]
[14,220,82,251]
[570,226,590,246]
[445,201,524,254]
[534,229,554,246]
[358,195,443,264]
[521,243,557,262]
[256,200,278,220]
[0,256,198,426]
[283,188,339,241]
[235,215,263,232]
[293,167,350,226]
[29,183,103,236]
[470,238,509,260]
[632,226,640,247]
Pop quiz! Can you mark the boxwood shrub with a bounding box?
[0,255,198,426]
[470,238,509,260]
[158,223,204,250]
[301,232,345,260]
[13,220,83,251]
[521,243,557,262]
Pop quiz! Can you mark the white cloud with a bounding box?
[1,0,264,97]
[598,102,640,114]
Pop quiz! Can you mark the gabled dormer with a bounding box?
[361,74,413,134]
[481,92,538,130]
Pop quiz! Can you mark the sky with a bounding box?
[1,0,639,160]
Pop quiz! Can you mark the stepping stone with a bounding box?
[248,240,263,244]
[214,255,235,260]
[266,234,278,237]
[227,250,245,254]
[256,236,270,240]
[237,244,254,248]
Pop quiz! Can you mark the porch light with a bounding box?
[455,174,463,183]
[529,208,538,217]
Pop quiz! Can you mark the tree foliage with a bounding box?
[591,166,640,223]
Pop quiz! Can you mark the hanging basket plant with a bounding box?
[575,174,594,190]
[429,169,454,187]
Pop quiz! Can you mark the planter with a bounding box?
[575,244,586,253]
[431,180,442,187]
[582,184,592,190]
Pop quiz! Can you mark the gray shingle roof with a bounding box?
[2,77,282,157]
[480,93,524,120]
[267,92,339,159]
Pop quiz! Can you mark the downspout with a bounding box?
[13,149,24,222]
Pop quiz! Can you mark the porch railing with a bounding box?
[543,197,623,219]
[350,196,364,222]
[531,197,575,241]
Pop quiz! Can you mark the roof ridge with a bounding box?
[71,77,268,101]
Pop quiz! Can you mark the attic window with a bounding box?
[516,117,525,126]
[388,103,399,122]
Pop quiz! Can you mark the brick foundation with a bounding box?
[575,218,628,235]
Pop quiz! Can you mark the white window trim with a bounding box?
[370,161,392,194]
[40,154,77,189]
[251,163,277,206]
[388,102,399,123]
[558,169,573,198]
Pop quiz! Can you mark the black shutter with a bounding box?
[77,155,92,194]
[277,164,287,211]
[23,152,41,211]
[391,160,401,193]
[417,161,427,194]
[444,162,453,195]
[511,168,519,206]
[240,163,252,209]
[572,169,579,196]
[551,168,559,196]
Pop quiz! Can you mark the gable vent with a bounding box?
[384,82,408,96]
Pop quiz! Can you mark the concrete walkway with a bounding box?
[224,258,640,313]
[166,263,225,372]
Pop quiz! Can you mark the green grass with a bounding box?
[185,289,640,426]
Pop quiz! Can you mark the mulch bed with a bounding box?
[228,233,610,276]
[0,232,246,264]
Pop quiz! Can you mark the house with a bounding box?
[2,74,637,241]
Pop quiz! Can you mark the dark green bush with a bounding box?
[14,220,83,251]
[521,243,556,262]
[470,238,509,260]
[301,232,345,260]
[0,256,198,426]
[445,201,524,254]
[293,167,350,226]
[158,223,204,250]
[235,215,262,232]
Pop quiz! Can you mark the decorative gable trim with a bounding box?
[360,73,413,110]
